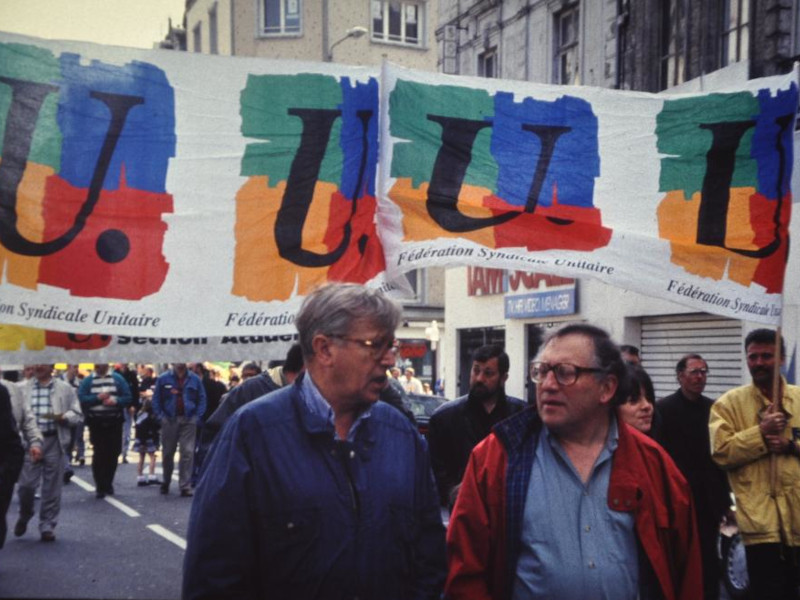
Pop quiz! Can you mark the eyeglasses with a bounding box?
[530,361,606,386]
[329,334,400,360]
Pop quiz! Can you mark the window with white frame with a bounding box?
[553,5,579,85]
[721,0,749,67]
[479,49,497,78]
[193,23,202,53]
[262,0,301,36]
[209,4,219,54]
[371,0,423,46]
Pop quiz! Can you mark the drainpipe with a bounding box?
[229,0,236,55]
[525,0,530,80]
[322,0,330,63]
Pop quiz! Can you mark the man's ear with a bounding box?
[311,334,335,367]
[598,374,618,406]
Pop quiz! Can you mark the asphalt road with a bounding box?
[0,451,192,600]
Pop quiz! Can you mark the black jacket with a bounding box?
[427,391,525,506]
[657,389,731,521]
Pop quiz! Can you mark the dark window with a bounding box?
[721,0,750,66]
[192,23,202,53]
[209,5,218,54]
[263,0,301,36]
[660,0,687,89]
[479,49,497,78]
[553,5,579,84]
[372,0,423,46]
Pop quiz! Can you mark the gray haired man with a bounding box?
[184,283,445,599]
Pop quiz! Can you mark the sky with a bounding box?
[0,0,187,49]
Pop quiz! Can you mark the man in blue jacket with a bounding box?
[152,363,205,496]
[183,283,446,599]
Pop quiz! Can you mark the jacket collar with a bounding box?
[291,373,377,457]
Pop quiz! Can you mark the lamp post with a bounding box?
[326,26,368,62]
[425,320,441,395]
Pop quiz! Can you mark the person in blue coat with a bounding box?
[183,283,446,599]
[151,363,205,496]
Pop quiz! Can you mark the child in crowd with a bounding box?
[134,396,160,486]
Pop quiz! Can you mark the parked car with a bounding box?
[405,393,447,436]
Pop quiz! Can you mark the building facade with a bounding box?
[186,0,438,70]
[438,0,800,400]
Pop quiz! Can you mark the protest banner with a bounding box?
[0,32,795,352]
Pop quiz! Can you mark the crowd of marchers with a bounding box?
[0,354,304,545]
[1,282,798,600]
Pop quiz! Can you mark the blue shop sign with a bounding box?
[504,289,576,319]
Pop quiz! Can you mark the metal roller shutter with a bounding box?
[640,314,742,401]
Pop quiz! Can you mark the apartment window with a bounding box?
[553,5,579,84]
[479,49,497,78]
[372,0,423,46]
[209,4,219,54]
[193,23,202,53]
[721,0,749,66]
[262,0,301,36]
[660,0,687,89]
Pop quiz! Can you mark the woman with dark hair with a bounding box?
[619,364,656,435]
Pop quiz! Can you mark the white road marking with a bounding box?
[73,475,141,517]
[71,475,95,492]
[105,496,141,518]
[74,469,185,549]
[147,524,187,550]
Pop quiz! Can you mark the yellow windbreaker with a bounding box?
[709,380,800,546]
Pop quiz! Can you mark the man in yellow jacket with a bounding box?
[710,328,800,600]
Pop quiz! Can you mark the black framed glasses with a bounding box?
[330,334,400,360]
[530,361,606,386]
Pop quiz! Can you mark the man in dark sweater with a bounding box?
[657,353,731,600]
[427,345,526,507]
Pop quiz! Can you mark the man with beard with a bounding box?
[427,345,525,507]
[710,329,800,600]
[183,283,445,599]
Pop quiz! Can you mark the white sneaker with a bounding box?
[137,475,147,487]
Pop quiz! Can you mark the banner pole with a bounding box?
[769,324,782,499]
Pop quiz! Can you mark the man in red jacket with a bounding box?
[446,323,702,600]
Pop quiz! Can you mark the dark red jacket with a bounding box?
[445,407,702,600]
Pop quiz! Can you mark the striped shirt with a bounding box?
[31,380,56,434]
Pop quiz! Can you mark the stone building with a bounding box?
[436,0,800,399]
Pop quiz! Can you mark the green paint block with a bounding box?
[240,73,343,184]
[0,43,62,171]
[389,80,497,190]
[657,92,758,196]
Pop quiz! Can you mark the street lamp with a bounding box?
[326,26,368,62]
[425,320,441,395]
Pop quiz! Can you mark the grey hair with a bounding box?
[295,283,402,358]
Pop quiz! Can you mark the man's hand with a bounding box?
[101,395,117,406]
[30,446,42,462]
[764,433,791,454]
[759,404,786,436]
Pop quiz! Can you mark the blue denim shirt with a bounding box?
[152,370,206,421]
[512,416,638,600]
[183,375,446,599]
